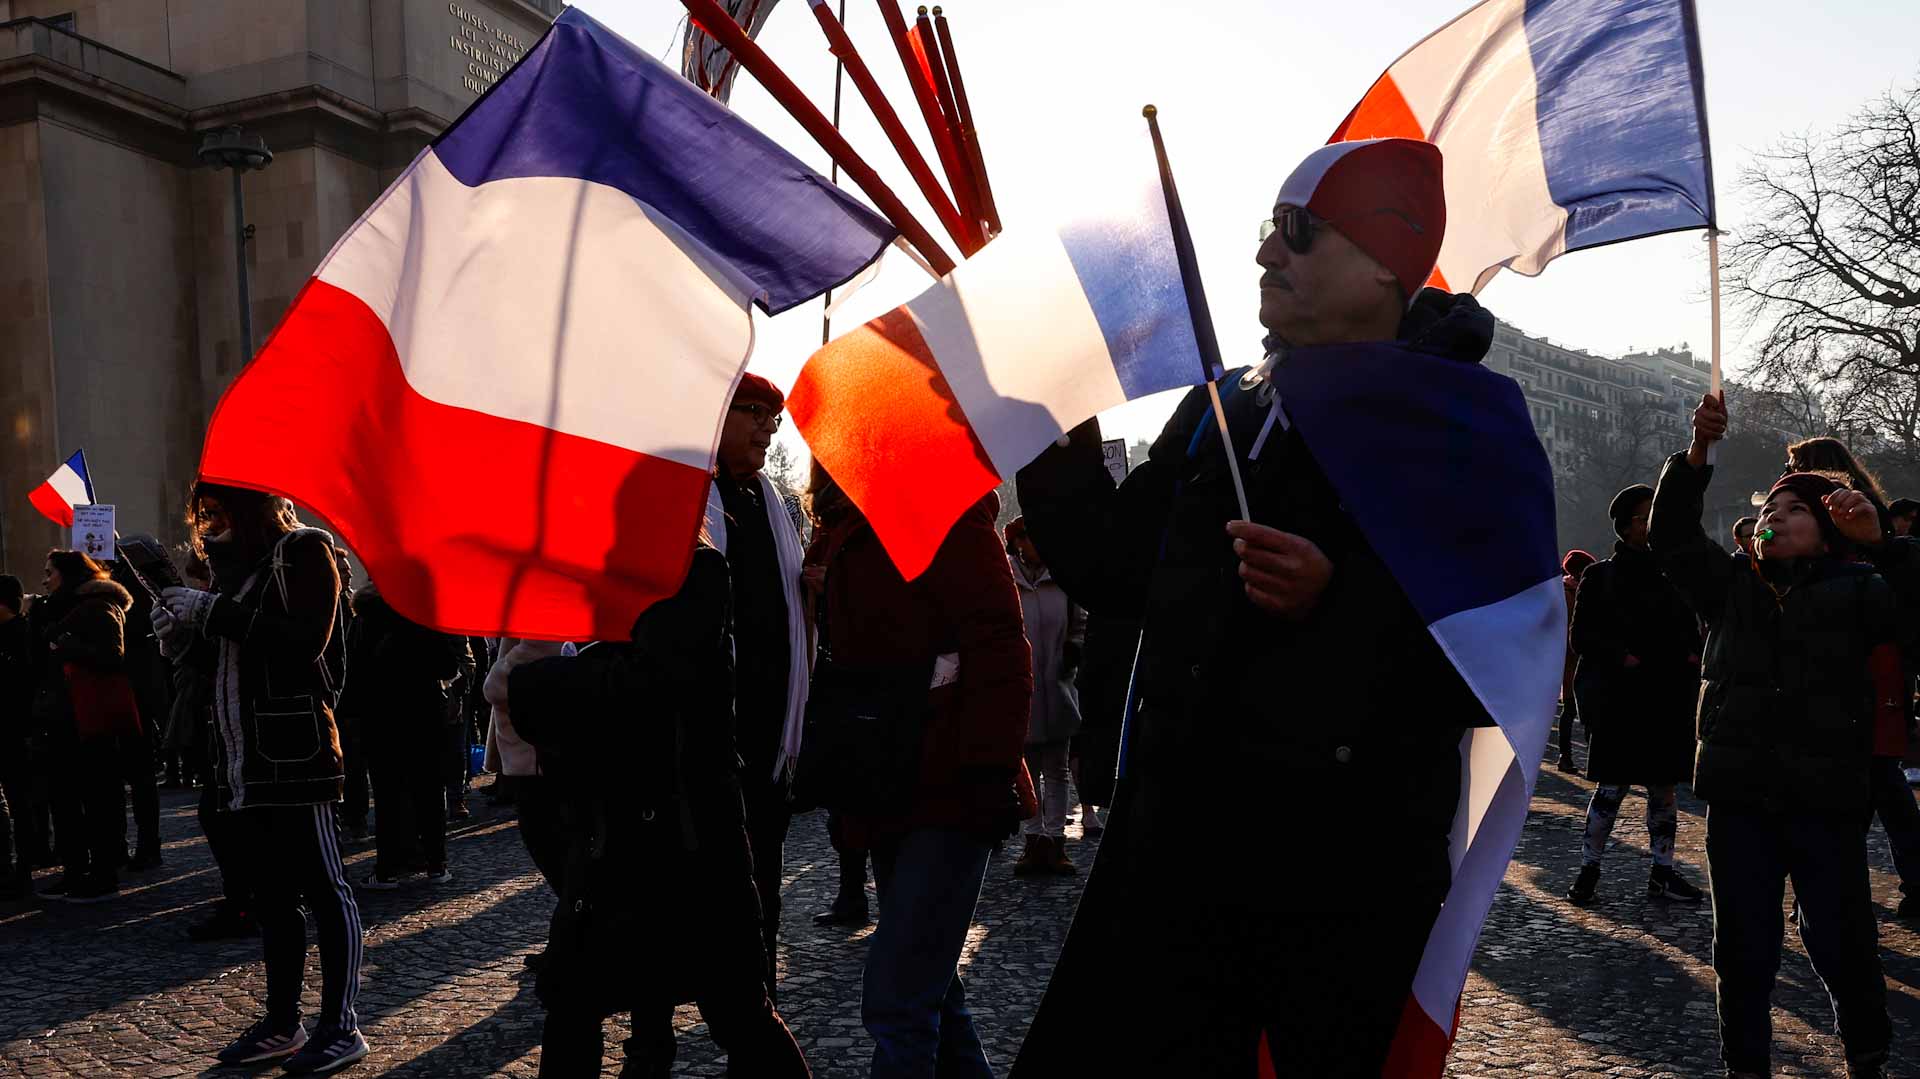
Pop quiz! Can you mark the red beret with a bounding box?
[733,372,785,410]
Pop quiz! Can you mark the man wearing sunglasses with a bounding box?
[1012,138,1503,1076]
[707,373,811,1005]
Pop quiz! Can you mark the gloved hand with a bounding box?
[159,586,218,631]
[150,605,188,659]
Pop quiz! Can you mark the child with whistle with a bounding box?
[1649,391,1920,1079]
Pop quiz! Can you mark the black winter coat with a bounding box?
[338,585,468,742]
[1010,292,1500,1077]
[1570,543,1700,785]
[1650,453,1920,811]
[1015,295,1496,919]
[1068,611,1138,808]
[508,546,766,1017]
[198,528,346,810]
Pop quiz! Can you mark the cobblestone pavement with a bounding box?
[4,738,1920,1077]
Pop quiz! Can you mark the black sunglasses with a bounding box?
[730,402,783,430]
[1259,205,1426,254]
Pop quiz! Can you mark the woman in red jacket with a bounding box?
[804,462,1032,1079]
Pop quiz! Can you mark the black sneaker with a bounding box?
[62,878,120,904]
[215,1018,308,1064]
[36,873,75,898]
[128,848,163,872]
[1554,756,1580,774]
[1567,863,1601,906]
[283,1025,369,1074]
[1649,865,1704,901]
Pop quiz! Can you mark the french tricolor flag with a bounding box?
[198,9,892,640]
[1265,345,1564,1078]
[1333,0,1716,293]
[791,164,1209,578]
[30,449,95,528]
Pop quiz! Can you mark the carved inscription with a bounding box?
[448,2,529,95]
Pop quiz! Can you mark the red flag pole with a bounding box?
[931,6,999,239]
[806,0,970,251]
[679,0,956,277]
[878,1,978,253]
[914,6,985,241]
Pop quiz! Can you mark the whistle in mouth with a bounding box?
[1757,528,1776,541]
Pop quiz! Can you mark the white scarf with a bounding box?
[705,473,813,782]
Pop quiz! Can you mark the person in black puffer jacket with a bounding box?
[508,542,809,1079]
[1653,393,1920,1079]
[1564,485,1705,907]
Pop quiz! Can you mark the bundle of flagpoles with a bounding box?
[678,0,1002,280]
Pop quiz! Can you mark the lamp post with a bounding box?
[197,125,273,361]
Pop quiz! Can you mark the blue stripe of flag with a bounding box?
[431,8,894,315]
[1057,187,1206,401]
[1522,0,1715,250]
[1274,345,1561,624]
[66,449,94,503]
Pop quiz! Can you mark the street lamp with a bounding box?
[197,125,273,364]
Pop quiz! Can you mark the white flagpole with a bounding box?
[1706,228,1723,464]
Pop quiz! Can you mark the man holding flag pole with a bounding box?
[1008,127,1563,1077]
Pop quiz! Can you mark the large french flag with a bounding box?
[790,168,1209,578]
[1332,0,1715,293]
[199,9,892,640]
[29,449,95,527]
[1261,348,1564,1075]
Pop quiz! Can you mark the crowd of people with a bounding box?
[1556,406,1920,1078]
[1,134,1915,1079]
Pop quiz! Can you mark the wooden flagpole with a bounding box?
[1143,104,1248,521]
[876,0,975,254]
[931,7,999,238]
[914,6,984,242]
[821,0,849,347]
[1707,228,1723,464]
[806,0,969,251]
[679,0,956,277]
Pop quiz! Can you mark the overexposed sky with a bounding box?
[574,0,1920,451]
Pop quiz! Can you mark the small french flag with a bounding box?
[29,449,95,527]
[790,147,1209,579]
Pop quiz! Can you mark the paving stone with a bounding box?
[4,748,1920,1075]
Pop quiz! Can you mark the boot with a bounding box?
[1046,836,1077,876]
[1554,755,1580,774]
[1648,864,1704,902]
[1567,863,1600,906]
[1012,835,1049,876]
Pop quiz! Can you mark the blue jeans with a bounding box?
[864,828,995,1079]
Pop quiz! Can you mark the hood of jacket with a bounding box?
[73,577,134,612]
[1395,287,1495,364]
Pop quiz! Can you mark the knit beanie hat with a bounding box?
[733,372,784,410]
[1608,485,1654,538]
[1764,472,1845,556]
[1273,138,1447,299]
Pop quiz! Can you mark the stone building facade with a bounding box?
[1483,323,1711,473]
[0,0,560,575]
